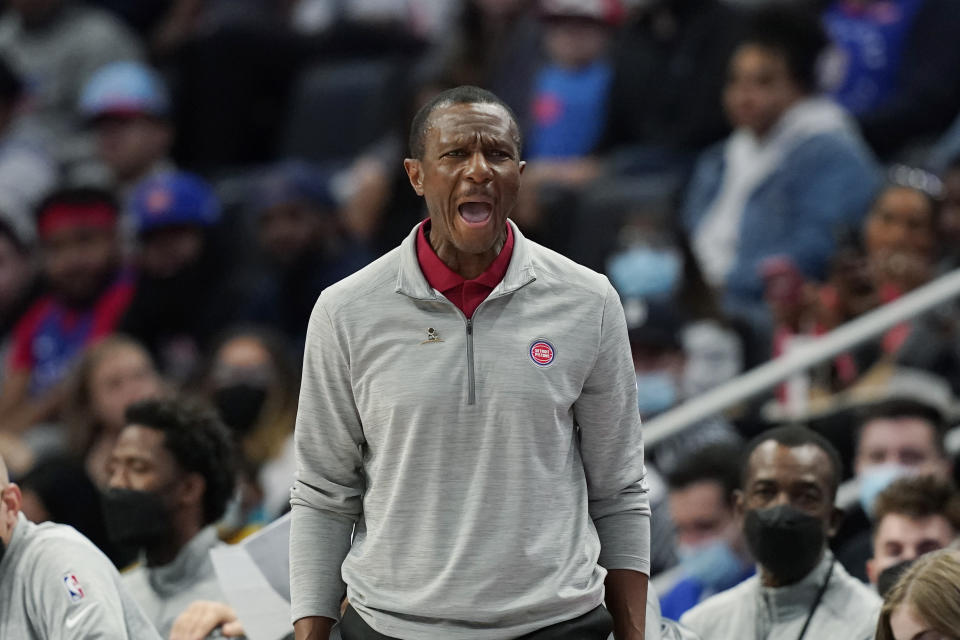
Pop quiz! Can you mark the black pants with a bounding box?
[340,605,613,640]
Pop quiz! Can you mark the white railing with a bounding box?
[643,267,960,446]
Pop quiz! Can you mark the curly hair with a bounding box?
[125,397,237,525]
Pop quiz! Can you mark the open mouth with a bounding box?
[458,201,493,227]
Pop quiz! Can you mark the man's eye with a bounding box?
[444,150,466,157]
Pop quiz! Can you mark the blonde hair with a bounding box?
[64,334,158,455]
[876,549,960,640]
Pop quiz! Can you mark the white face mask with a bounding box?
[681,321,743,398]
[858,464,913,518]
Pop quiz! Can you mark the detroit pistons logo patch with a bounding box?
[529,339,556,366]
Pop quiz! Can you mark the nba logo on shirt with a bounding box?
[62,574,84,602]
[529,339,555,366]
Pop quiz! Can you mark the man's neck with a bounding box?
[144,523,202,568]
[427,226,506,280]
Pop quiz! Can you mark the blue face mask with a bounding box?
[608,247,682,300]
[677,539,746,591]
[636,372,678,415]
[859,464,912,518]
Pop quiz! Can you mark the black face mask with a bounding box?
[101,488,174,549]
[744,504,827,585]
[213,384,268,435]
[877,558,916,598]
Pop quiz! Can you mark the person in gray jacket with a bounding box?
[0,452,161,639]
[102,397,238,638]
[290,85,650,640]
[680,426,881,639]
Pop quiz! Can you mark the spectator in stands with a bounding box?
[204,328,298,527]
[863,170,940,299]
[63,335,165,488]
[660,443,754,621]
[511,0,626,245]
[607,209,721,321]
[623,299,743,475]
[0,452,162,639]
[0,212,39,379]
[937,156,960,270]
[527,0,622,159]
[867,475,960,588]
[876,549,960,640]
[834,397,953,580]
[244,162,372,349]
[601,0,744,171]
[79,61,175,199]
[823,0,960,159]
[121,171,242,382]
[0,187,133,435]
[102,397,237,638]
[0,56,56,236]
[681,426,881,639]
[437,0,542,121]
[682,6,879,343]
[0,0,142,172]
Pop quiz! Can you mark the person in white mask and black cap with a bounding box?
[681,425,881,639]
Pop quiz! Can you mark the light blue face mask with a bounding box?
[608,246,682,300]
[859,464,912,518]
[677,539,746,591]
[636,371,678,416]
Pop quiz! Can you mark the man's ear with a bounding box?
[1,483,22,543]
[178,473,206,512]
[866,557,878,585]
[733,489,745,519]
[518,160,526,175]
[403,158,424,196]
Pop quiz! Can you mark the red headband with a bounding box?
[38,202,117,239]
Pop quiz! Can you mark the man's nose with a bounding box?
[464,151,493,183]
[107,467,128,489]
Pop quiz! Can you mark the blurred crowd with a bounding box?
[2,0,960,638]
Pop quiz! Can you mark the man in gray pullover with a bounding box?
[290,86,650,640]
[0,452,161,639]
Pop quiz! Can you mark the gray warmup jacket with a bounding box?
[0,513,161,640]
[680,551,881,640]
[123,525,226,637]
[290,221,650,639]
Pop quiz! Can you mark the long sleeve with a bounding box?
[574,282,651,574]
[27,535,160,640]
[289,298,365,622]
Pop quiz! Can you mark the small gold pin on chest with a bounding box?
[421,327,444,344]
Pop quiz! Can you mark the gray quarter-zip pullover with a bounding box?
[680,551,880,640]
[122,525,225,637]
[290,220,650,639]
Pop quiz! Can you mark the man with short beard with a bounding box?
[0,452,160,639]
[102,397,238,638]
[681,426,881,639]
